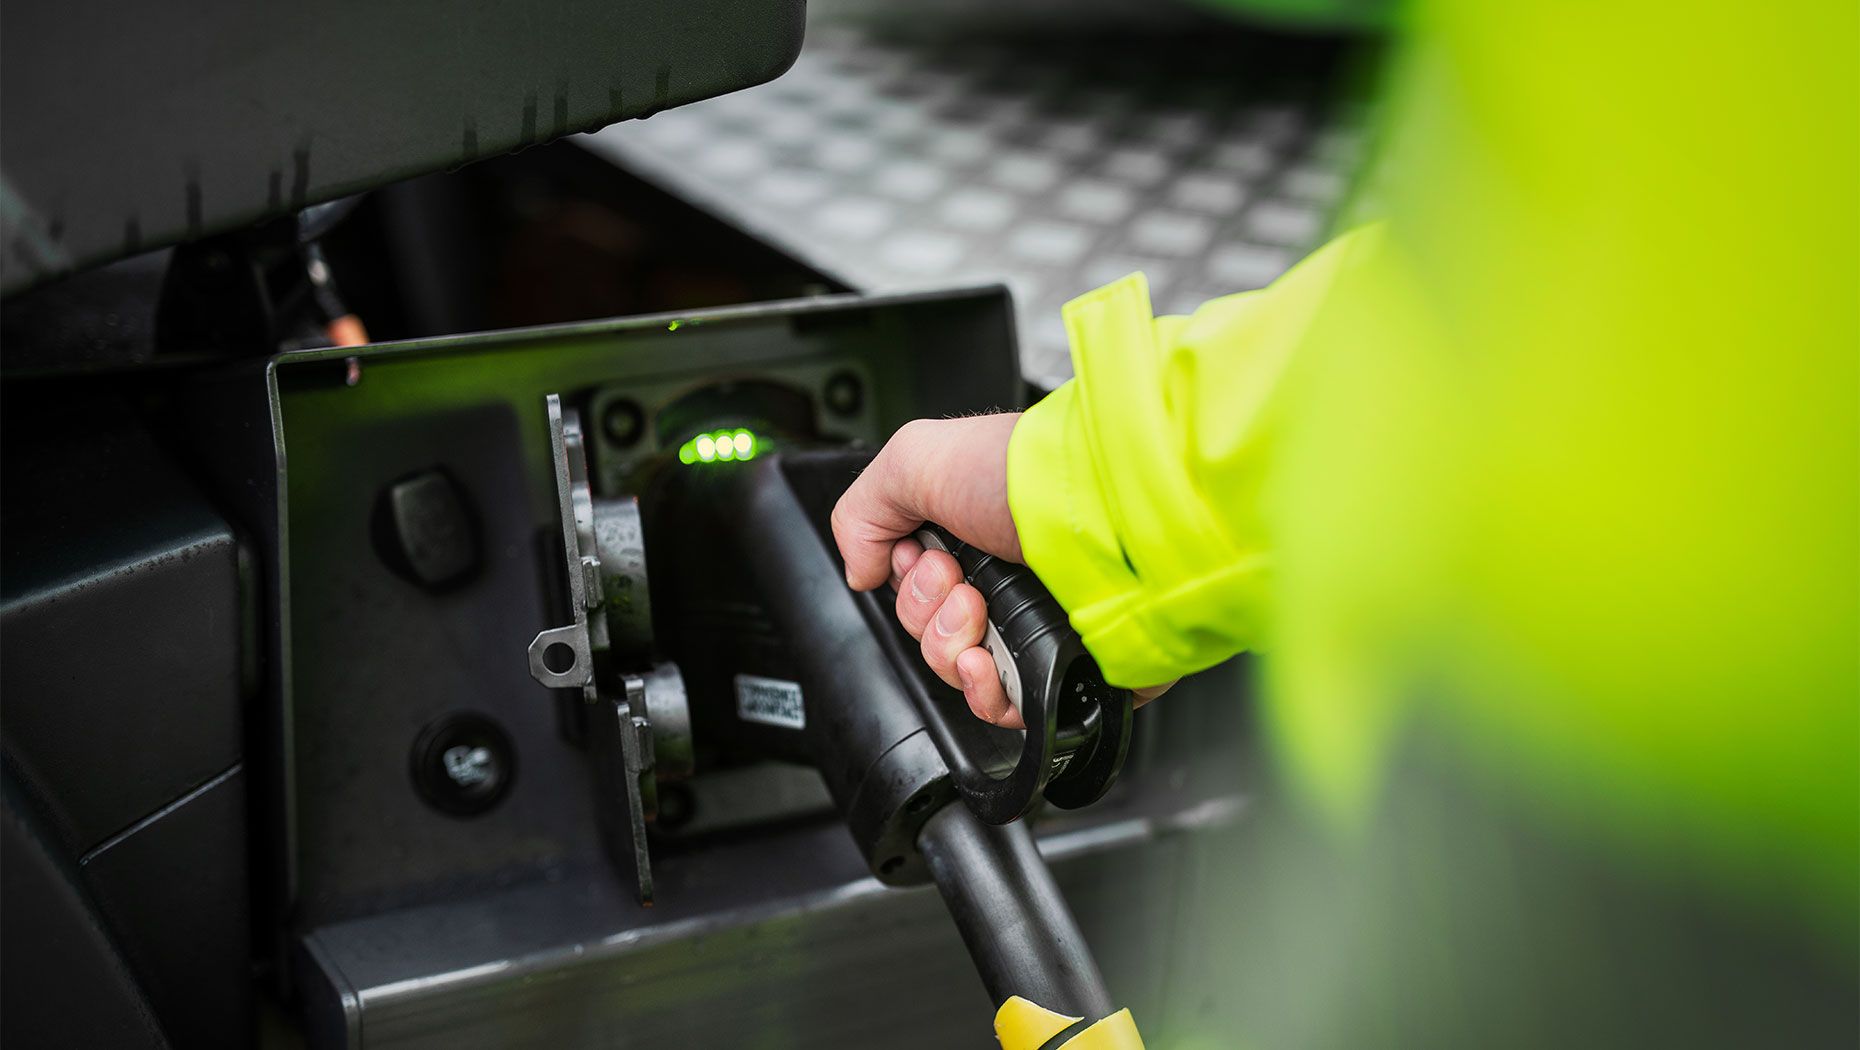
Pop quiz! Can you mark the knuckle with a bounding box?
[895,593,923,638]
[920,633,945,672]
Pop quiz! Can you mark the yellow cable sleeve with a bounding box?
[993,997,1146,1050]
[1056,1009,1144,1049]
[993,996,1080,1050]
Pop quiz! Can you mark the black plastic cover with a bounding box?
[0,0,807,296]
[80,767,252,1049]
[0,404,247,856]
[1,400,253,1045]
[1,775,172,1050]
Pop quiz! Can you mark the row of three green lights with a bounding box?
[679,428,761,464]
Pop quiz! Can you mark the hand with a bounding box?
[831,414,1173,728]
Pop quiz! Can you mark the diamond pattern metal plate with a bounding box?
[581,24,1369,387]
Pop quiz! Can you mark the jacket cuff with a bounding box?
[1010,376,1191,688]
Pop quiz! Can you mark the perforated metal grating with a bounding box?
[582,24,1372,387]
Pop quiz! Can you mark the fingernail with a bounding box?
[935,601,961,636]
[910,570,933,604]
[958,664,974,691]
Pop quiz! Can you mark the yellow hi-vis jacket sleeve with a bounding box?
[1006,229,1374,689]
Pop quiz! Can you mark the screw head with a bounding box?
[411,712,516,817]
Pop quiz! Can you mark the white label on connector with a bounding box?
[735,674,806,730]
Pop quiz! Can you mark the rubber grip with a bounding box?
[912,523,1133,821]
[914,525,1070,715]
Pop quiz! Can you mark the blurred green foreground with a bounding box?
[1149,0,1856,1044]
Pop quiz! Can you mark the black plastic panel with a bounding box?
[1,775,171,1050]
[81,766,252,1050]
[0,406,247,857]
[268,286,1019,927]
[0,0,807,295]
[0,403,254,1045]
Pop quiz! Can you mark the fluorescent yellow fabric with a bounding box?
[1007,0,1857,934]
[993,995,1080,1050]
[1009,233,1369,689]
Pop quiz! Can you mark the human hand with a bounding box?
[831,414,1171,729]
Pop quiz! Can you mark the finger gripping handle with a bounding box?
[914,525,1133,822]
[967,552,1071,678]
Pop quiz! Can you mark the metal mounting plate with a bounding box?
[527,394,654,905]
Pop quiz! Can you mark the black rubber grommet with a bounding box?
[410,711,516,818]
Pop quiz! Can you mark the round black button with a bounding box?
[410,712,516,817]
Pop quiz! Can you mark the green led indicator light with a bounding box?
[679,428,763,465]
